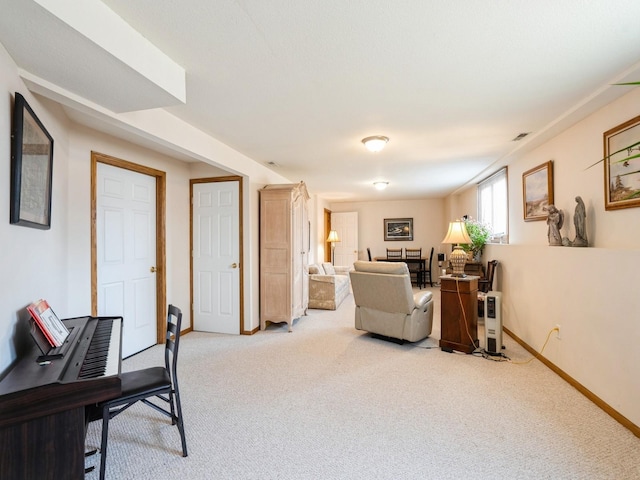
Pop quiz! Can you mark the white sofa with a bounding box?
[349,260,433,342]
[307,263,351,310]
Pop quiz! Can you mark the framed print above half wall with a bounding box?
[603,114,640,211]
[10,92,54,229]
[522,160,553,222]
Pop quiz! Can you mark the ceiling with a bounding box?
[2,0,640,202]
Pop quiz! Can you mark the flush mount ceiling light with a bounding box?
[373,181,389,190]
[362,135,389,153]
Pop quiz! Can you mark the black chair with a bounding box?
[367,247,372,261]
[478,260,498,317]
[88,305,187,480]
[479,260,498,293]
[422,247,434,288]
[404,248,422,287]
[386,248,402,259]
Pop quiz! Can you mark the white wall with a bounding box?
[330,198,446,279]
[452,87,640,428]
[0,45,71,370]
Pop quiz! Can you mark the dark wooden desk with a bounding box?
[374,256,427,287]
[440,275,479,353]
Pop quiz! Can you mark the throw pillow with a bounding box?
[308,264,321,274]
[322,262,336,275]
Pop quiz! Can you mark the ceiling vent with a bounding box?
[266,161,280,167]
[512,132,530,141]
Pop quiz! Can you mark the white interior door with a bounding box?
[332,212,358,267]
[192,180,240,334]
[97,163,157,358]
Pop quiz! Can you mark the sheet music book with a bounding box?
[27,299,70,347]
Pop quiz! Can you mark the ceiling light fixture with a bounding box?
[373,181,389,191]
[362,135,389,153]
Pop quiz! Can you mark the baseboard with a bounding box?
[504,326,640,438]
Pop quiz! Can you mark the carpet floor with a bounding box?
[85,288,640,479]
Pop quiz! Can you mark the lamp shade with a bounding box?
[441,221,471,245]
[441,220,471,277]
[327,230,340,243]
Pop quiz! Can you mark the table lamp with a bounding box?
[441,220,471,277]
[327,230,340,264]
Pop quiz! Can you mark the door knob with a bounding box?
[231,263,238,269]
[150,266,157,273]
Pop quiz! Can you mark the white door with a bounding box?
[332,212,358,267]
[97,163,157,358]
[192,180,240,334]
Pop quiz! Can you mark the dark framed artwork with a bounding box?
[604,114,640,211]
[522,160,553,222]
[384,218,413,241]
[10,92,54,229]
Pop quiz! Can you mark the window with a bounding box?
[478,167,508,243]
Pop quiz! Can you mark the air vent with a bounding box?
[512,132,530,141]
[266,161,280,167]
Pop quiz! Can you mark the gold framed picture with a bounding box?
[522,161,553,221]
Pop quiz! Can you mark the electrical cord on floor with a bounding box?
[507,326,559,365]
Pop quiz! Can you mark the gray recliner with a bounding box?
[349,261,433,342]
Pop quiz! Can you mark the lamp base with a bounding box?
[449,246,467,278]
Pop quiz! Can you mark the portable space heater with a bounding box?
[483,291,502,355]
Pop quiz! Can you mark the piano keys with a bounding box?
[0,315,123,480]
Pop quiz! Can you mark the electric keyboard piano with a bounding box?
[0,315,123,480]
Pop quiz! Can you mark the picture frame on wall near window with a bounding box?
[522,160,553,222]
[10,92,54,229]
[603,114,640,211]
[384,218,413,241]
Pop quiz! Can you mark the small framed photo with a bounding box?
[10,93,54,229]
[604,114,640,211]
[522,161,553,222]
[384,218,413,241]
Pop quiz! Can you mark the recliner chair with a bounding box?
[349,261,433,342]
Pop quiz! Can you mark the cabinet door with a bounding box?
[292,194,306,317]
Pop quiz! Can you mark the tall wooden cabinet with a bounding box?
[259,182,310,331]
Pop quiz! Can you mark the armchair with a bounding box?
[349,261,433,342]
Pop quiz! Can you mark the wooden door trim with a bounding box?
[324,208,331,263]
[91,151,167,345]
[190,176,245,334]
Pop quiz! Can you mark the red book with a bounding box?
[27,299,69,348]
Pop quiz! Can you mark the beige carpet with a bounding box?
[85,288,640,479]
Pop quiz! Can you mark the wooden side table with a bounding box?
[440,275,479,354]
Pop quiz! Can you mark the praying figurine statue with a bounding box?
[572,196,588,247]
[546,205,564,246]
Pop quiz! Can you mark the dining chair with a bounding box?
[404,248,422,287]
[386,248,402,259]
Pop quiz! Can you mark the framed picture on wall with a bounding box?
[522,160,553,222]
[10,92,54,229]
[604,114,640,211]
[384,218,413,241]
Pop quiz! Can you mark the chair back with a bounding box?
[349,261,415,314]
[480,260,498,292]
[386,248,402,259]
[405,248,422,259]
[367,247,372,261]
[165,305,183,387]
